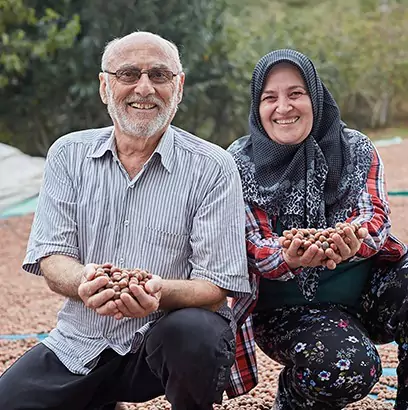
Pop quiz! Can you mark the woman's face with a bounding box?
[259,63,313,145]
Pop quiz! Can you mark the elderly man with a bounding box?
[0,31,250,410]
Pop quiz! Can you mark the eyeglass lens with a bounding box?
[116,68,174,84]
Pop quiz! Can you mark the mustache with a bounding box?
[125,96,162,106]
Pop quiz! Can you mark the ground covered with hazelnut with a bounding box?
[1,140,407,409]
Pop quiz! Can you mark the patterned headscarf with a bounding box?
[229,49,374,300]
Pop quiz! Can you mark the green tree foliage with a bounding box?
[229,0,408,129]
[280,0,408,128]
[0,0,79,150]
[1,0,408,155]
[0,0,242,154]
[0,0,80,87]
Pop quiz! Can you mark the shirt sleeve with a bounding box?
[189,168,251,297]
[246,203,299,280]
[347,147,392,260]
[22,143,79,275]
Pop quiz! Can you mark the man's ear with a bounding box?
[177,72,185,104]
[99,72,108,105]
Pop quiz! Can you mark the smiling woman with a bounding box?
[226,49,408,410]
[259,62,313,145]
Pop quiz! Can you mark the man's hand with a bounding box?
[324,226,368,263]
[113,275,163,320]
[78,263,120,317]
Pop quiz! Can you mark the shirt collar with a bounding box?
[88,127,117,159]
[88,126,175,173]
[154,126,175,173]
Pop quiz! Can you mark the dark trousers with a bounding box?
[253,252,408,410]
[0,308,236,410]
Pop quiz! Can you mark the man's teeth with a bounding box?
[130,103,155,109]
[275,117,299,124]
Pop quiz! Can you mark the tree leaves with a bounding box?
[0,0,407,155]
[0,0,80,88]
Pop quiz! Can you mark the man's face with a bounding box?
[99,40,184,140]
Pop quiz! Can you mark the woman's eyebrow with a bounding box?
[262,85,307,95]
[287,85,307,91]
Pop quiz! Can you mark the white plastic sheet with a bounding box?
[0,143,45,213]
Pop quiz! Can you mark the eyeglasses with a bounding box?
[103,67,181,85]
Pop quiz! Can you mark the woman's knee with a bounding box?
[292,342,382,402]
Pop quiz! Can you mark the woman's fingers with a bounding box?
[330,233,353,260]
[324,248,342,265]
[286,238,303,258]
[343,227,358,253]
[330,227,364,261]
[282,238,303,269]
[358,227,368,239]
[300,245,323,265]
[324,258,337,270]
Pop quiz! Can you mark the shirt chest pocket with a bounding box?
[141,226,191,276]
[143,226,189,250]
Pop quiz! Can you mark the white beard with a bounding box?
[106,81,180,139]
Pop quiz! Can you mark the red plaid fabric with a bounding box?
[226,147,407,398]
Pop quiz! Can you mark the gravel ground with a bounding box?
[1,139,407,409]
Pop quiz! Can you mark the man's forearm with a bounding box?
[40,255,84,299]
[159,279,228,312]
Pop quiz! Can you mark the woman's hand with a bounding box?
[324,226,368,263]
[280,237,326,270]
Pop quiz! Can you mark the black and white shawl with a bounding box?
[229,49,373,300]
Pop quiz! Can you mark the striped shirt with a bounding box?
[23,125,250,375]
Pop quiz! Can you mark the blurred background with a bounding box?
[1,0,407,156]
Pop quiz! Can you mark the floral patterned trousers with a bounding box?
[252,253,408,410]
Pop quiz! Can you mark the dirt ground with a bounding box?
[0,139,407,409]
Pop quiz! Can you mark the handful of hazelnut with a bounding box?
[95,263,152,300]
[281,222,363,256]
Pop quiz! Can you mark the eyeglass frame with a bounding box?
[102,66,182,85]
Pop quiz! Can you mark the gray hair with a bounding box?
[101,31,183,72]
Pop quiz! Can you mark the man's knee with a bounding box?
[146,307,235,365]
[145,308,235,405]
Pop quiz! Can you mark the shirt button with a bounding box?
[119,258,124,265]
[124,220,129,227]
[129,184,135,189]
